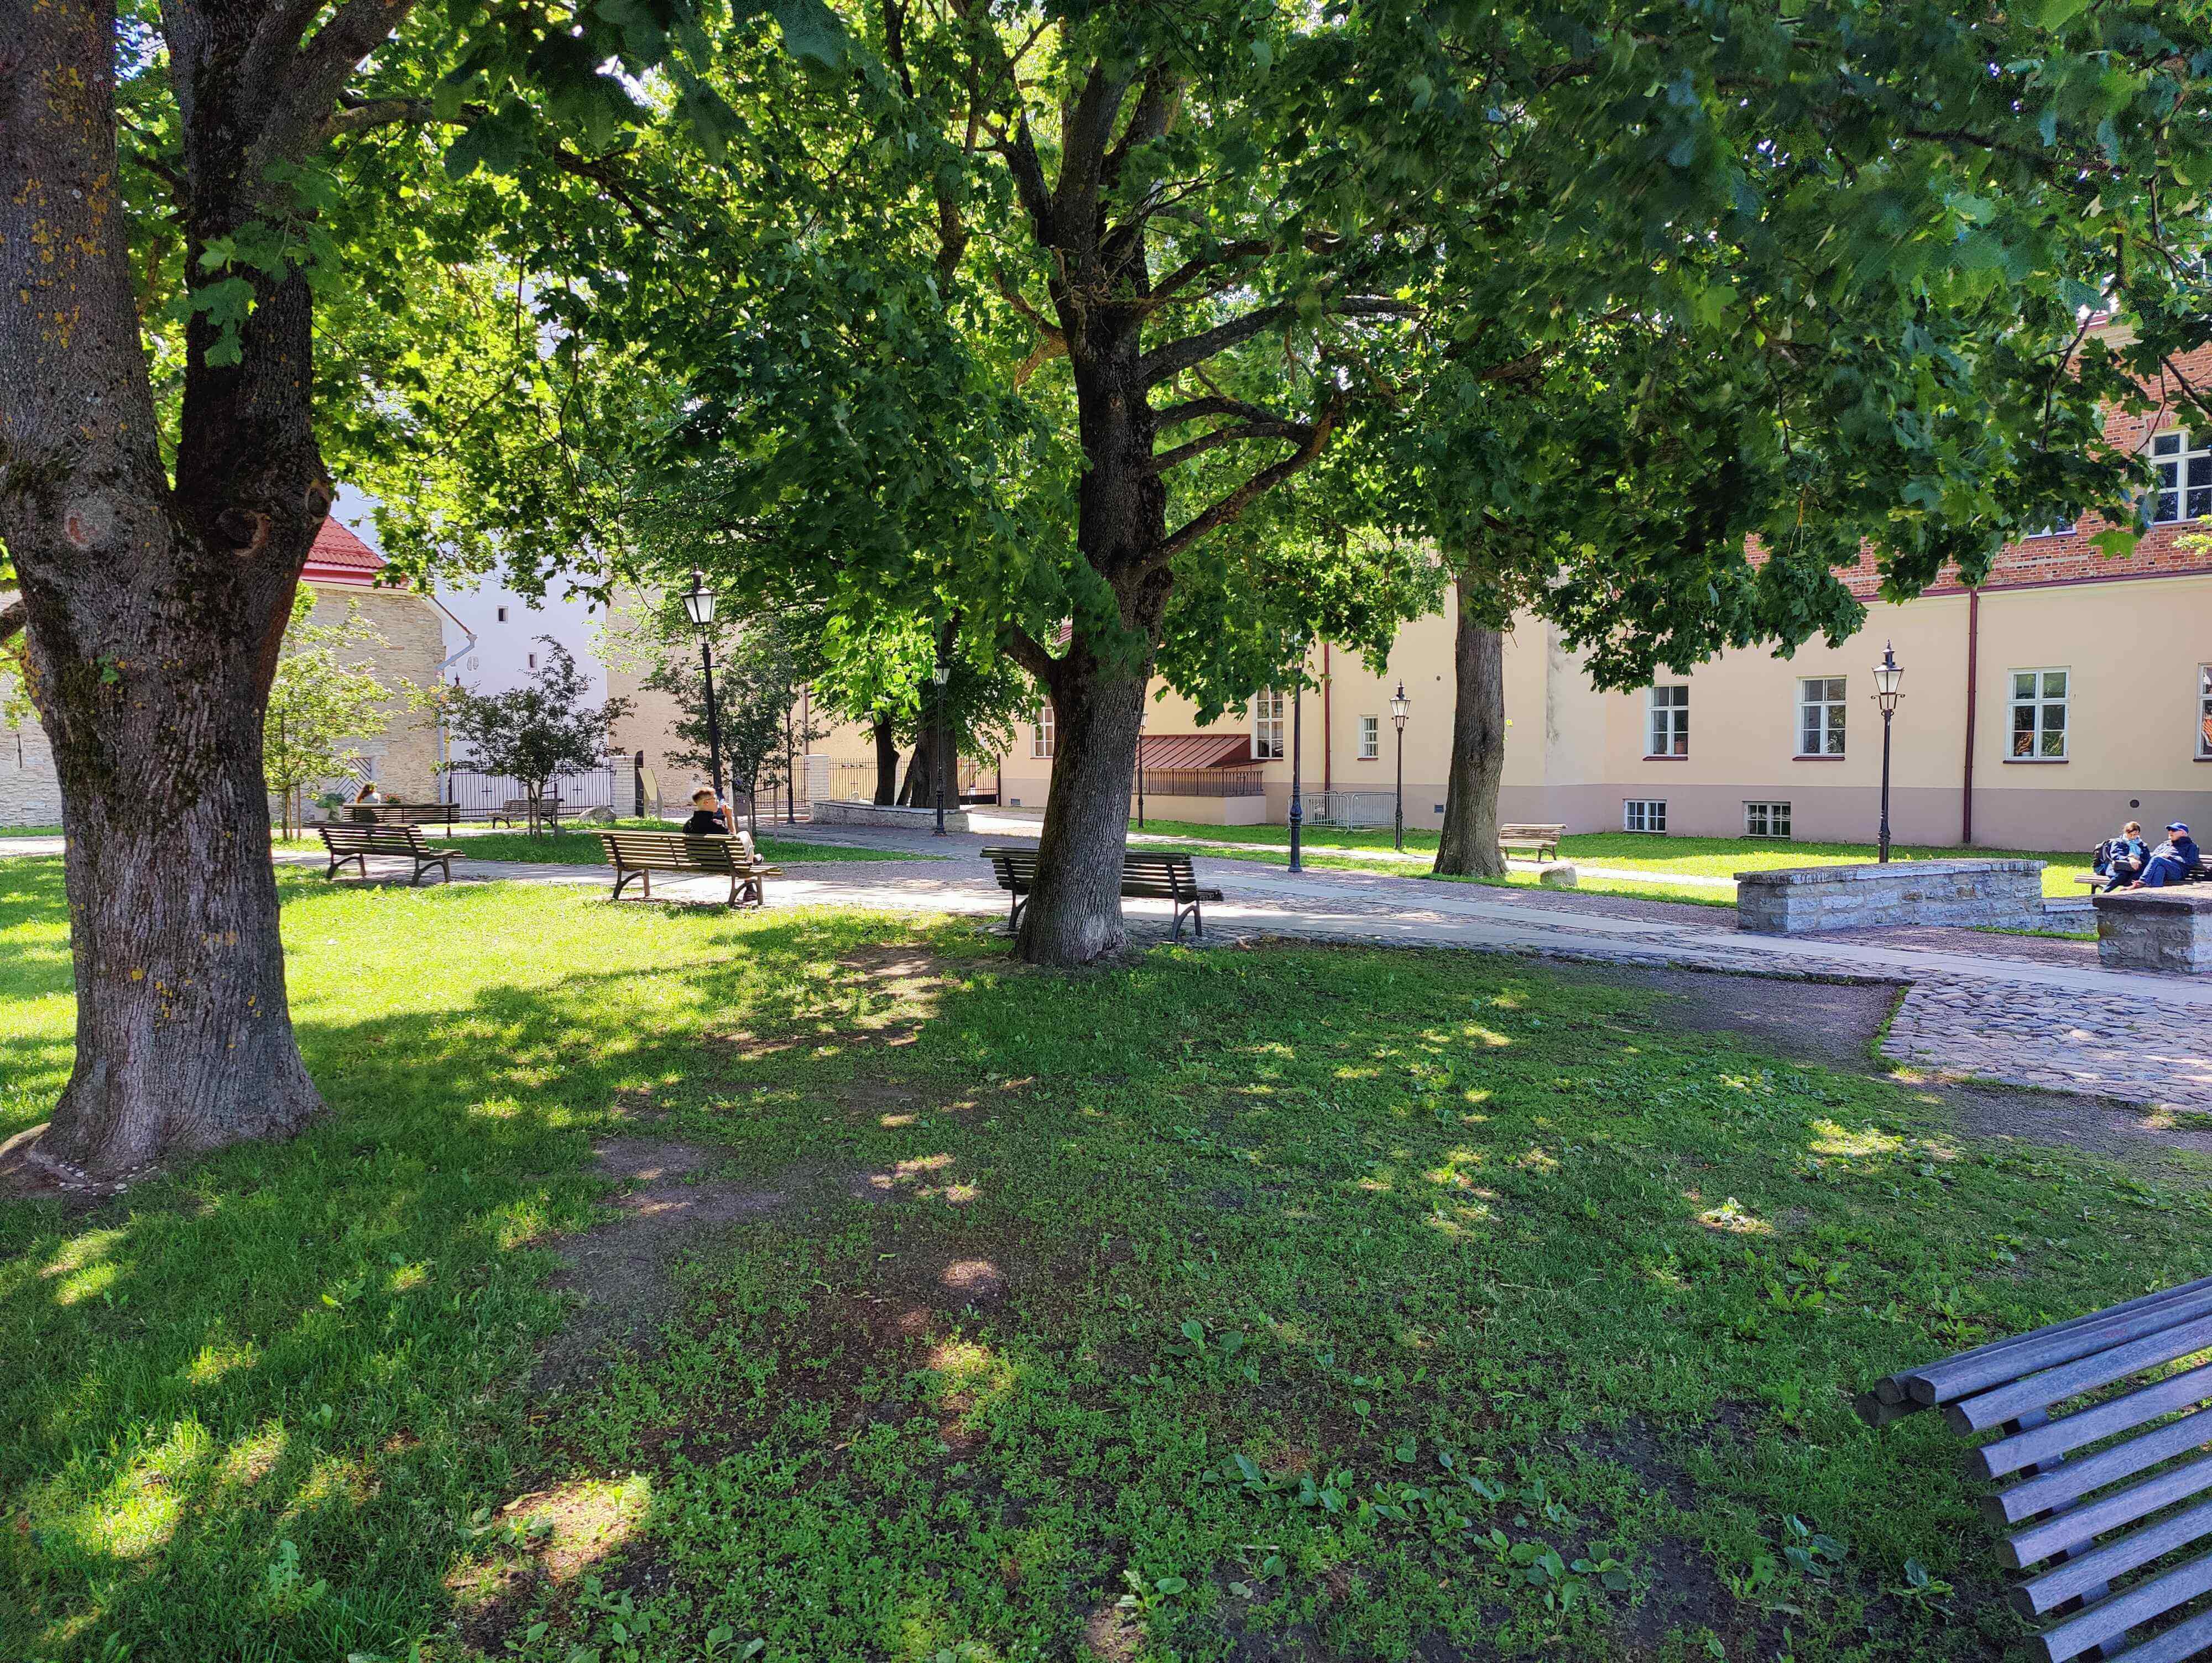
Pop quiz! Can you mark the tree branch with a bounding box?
[0,594,24,649]
[1137,304,1292,387]
[285,0,419,145]
[1149,418,1313,475]
[1155,399,1342,563]
[1003,626,1058,683]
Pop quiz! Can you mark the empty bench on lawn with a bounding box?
[318,824,464,886]
[595,829,780,909]
[981,846,1223,942]
[345,801,460,829]
[1860,1274,2212,1662]
[1499,822,1566,861]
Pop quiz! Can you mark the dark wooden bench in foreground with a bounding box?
[595,829,780,908]
[1861,1275,2212,1661]
[345,801,459,829]
[1498,822,1566,861]
[982,846,1223,942]
[318,824,463,886]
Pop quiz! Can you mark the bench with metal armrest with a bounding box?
[317,823,463,886]
[595,829,780,909]
[981,846,1223,942]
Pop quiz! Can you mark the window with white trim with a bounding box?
[2023,517,2075,539]
[2151,431,2212,524]
[2198,666,2212,760]
[1623,799,1667,833]
[1797,677,1846,756]
[1646,685,1689,756]
[1032,704,1055,759]
[2009,668,2069,760]
[1744,801,1792,839]
[1253,689,1286,761]
[1358,715,1379,760]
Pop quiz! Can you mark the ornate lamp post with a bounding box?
[931,643,952,836]
[1135,702,1146,830]
[1873,641,1904,862]
[681,569,725,823]
[1390,680,1410,851]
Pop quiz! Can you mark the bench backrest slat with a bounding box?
[1948,1312,2212,1435]
[984,846,1197,899]
[2036,1542,2212,1662]
[1974,1359,2212,1484]
[322,825,436,855]
[2006,1446,2212,1573]
[1906,1279,2212,1408]
[1989,1403,2212,1528]
[596,830,757,873]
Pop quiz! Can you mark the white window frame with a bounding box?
[1032,703,1055,760]
[1623,798,1667,833]
[2022,517,2075,539]
[2198,666,2212,761]
[1744,801,1793,839]
[2008,667,2070,761]
[1797,677,1846,757]
[1358,715,1379,760]
[2150,431,2212,525]
[1253,689,1286,761]
[1646,685,1689,757]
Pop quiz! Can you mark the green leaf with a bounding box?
[772,0,846,69]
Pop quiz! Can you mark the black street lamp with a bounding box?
[1288,674,1305,875]
[681,569,726,825]
[1135,703,1146,830]
[1873,641,1905,862]
[931,643,952,836]
[1390,680,1410,851]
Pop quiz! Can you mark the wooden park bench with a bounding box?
[981,846,1223,943]
[318,823,463,886]
[344,801,459,829]
[488,798,564,828]
[1860,1275,2212,1662]
[595,829,780,909]
[1499,822,1566,861]
[2075,859,2212,890]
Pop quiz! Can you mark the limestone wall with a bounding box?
[0,704,61,828]
[1737,859,2046,934]
[297,585,447,803]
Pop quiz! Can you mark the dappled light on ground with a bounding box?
[6,860,2212,1660]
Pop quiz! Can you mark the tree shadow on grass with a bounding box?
[0,878,2187,1662]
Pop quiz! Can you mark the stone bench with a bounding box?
[812,799,971,834]
[1737,859,2046,935]
[2092,887,2212,974]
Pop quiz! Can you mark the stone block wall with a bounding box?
[2093,890,2212,974]
[0,706,61,828]
[309,586,446,802]
[1736,859,2046,934]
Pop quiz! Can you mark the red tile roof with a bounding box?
[301,517,387,587]
[1138,733,1260,770]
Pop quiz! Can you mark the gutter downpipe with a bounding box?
[430,593,478,804]
[1961,586,1979,846]
[1321,641,1332,797]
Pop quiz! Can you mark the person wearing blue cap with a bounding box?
[2129,822,2201,888]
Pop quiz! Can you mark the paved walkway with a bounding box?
[8,822,2205,1113]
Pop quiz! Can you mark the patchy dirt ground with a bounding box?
[1545,960,2212,1177]
[530,1135,810,1394]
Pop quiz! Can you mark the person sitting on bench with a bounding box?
[680,787,731,836]
[2130,821,2200,888]
[2098,819,2148,892]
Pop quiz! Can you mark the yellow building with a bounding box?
[995,556,2212,851]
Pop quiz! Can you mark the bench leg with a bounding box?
[1009,891,1027,935]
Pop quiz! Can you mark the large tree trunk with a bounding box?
[1018,310,1168,965]
[2,0,333,1185]
[1433,583,1509,879]
[872,715,899,804]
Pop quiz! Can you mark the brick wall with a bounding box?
[0,583,448,828]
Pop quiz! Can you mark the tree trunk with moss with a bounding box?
[1433,583,1509,880]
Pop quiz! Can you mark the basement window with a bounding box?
[1623,799,1667,833]
[1744,801,1793,839]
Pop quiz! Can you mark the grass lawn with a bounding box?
[1128,820,2095,898]
[0,826,61,838]
[5,860,2204,1661]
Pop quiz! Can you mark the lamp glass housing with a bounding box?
[1872,644,1903,705]
[681,571,716,627]
[1389,681,1410,728]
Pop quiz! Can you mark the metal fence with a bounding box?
[442,756,633,818]
[1303,790,1399,828]
[1138,767,1265,799]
